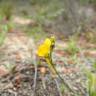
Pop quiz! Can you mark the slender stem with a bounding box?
[46,56,76,94]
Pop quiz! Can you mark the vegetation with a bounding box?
[0,2,13,20]
[86,69,96,96]
[0,25,8,46]
[64,37,80,55]
[0,0,96,96]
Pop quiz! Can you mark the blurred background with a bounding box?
[0,1,96,96]
[0,0,96,39]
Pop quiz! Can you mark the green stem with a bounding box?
[45,56,75,94]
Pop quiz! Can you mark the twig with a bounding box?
[33,60,37,96]
[41,76,46,89]
[54,79,63,96]
[41,76,49,96]
[28,39,38,96]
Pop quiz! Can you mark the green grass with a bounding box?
[0,2,13,20]
[86,71,96,96]
[64,37,80,55]
[93,61,96,70]
[25,25,48,41]
[0,25,8,46]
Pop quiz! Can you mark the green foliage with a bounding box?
[0,15,3,21]
[93,61,96,70]
[79,0,90,5]
[25,25,47,41]
[4,63,15,72]
[7,21,14,32]
[60,85,65,94]
[21,10,28,17]
[80,0,96,5]
[27,0,64,41]
[65,37,79,55]
[30,0,51,5]
[86,70,96,96]
[0,2,13,20]
[0,22,13,46]
[30,0,64,23]
[90,0,96,4]
[86,32,96,43]
[0,25,8,46]
[33,8,47,24]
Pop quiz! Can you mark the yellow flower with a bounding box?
[44,38,51,46]
[37,38,51,57]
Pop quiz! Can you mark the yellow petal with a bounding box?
[44,38,51,46]
[37,44,50,57]
[37,37,55,57]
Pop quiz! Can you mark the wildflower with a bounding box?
[37,38,52,57]
[37,36,75,93]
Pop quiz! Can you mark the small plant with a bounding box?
[65,37,79,55]
[37,37,75,94]
[93,61,96,70]
[60,84,65,94]
[86,70,96,96]
[0,25,8,46]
